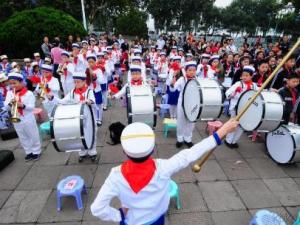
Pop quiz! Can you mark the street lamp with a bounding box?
[81,0,87,31]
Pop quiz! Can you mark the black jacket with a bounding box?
[278,87,299,124]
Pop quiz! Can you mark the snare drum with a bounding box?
[236,90,284,132]
[182,78,224,122]
[266,124,300,164]
[50,104,95,152]
[126,85,157,128]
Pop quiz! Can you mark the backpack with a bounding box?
[108,122,125,145]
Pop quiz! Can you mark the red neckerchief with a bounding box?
[83,53,87,60]
[30,73,41,84]
[74,56,78,65]
[15,87,28,116]
[121,157,156,194]
[289,88,297,106]
[257,73,264,87]
[63,62,69,79]
[203,64,208,78]
[74,86,88,102]
[0,84,7,97]
[131,79,143,86]
[244,81,253,90]
[43,76,52,93]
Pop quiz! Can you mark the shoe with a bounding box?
[176,141,184,148]
[224,140,237,149]
[31,154,40,161]
[25,153,33,162]
[78,156,85,163]
[96,121,102,127]
[90,155,97,162]
[185,141,194,148]
[103,107,107,111]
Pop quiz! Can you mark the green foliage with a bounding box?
[277,12,300,35]
[115,9,148,37]
[0,7,87,58]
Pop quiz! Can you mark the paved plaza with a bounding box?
[1,100,300,225]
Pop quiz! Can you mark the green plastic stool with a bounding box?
[40,121,50,140]
[163,119,177,138]
[169,180,181,210]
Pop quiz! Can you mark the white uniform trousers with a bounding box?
[225,110,244,144]
[176,105,195,142]
[14,115,41,155]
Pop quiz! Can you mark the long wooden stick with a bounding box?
[192,38,300,173]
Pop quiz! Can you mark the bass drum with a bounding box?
[236,90,284,132]
[126,85,157,128]
[50,103,95,152]
[266,124,300,164]
[182,78,224,122]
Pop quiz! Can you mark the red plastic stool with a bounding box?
[206,121,223,135]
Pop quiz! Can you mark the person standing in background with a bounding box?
[51,40,63,85]
[41,36,52,58]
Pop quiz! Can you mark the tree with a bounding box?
[277,12,300,36]
[0,7,87,58]
[115,9,148,37]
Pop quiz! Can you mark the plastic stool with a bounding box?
[159,104,170,118]
[39,121,50,140]
[56,175,87,211]
[294,211,300,225]
[163,118,177,137]
[169,180,181,210]
[206,121,223,135]
[33,108,47,123]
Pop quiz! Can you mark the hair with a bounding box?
[127,151,153,163]
[286,73,299,80]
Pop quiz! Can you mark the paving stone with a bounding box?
[249,207,294,225]
[218,159,259,180]
[246,158,288,179]
[0,138,20,151]
[156,144,181,159]
[93,164,119,187]
[169,212,214,225]
[40,222,81,225]
[0,191,11,209]
[263,178,300,206]
[199,181,245,211]
[68,151,100,165]
[99,145,127,164]
[286,206,300,220]
[58,165,97,188]
[17,165,63,190]
[82,221,119,225]
[194,160,227,182]
[35,144,70,166]
[213,145,243,160]
[169,183,207,213]
[236,142,268,159]
[83,188,121,221]
[232,179,281,209]
[155,131,177,145]
[0,163,31,190]
[212,210,252,225]
[37,190,87,223]
[281,163,300,178]
[172,166,196,183]
[0,190,51,223]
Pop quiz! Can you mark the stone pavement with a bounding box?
[1,100,300,225]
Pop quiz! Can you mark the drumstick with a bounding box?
[192,38,300,173]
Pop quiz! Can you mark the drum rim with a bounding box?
[182,79,202,122]
[236,89,265,131]
[266,125,296,164]
[80,104,95,149]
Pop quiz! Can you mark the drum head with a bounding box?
[182,79,201,122]
[266,126,294,164]
[82,104,95,149]
[237,90,263,131]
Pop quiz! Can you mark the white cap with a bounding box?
[72,43,80,49]
[34,52,40,57]
[24,58,31,63]
[185,61,197,69]
[201,53,211,59]
[61,50,70,57]
[171,46,177,49]
[243,65,255,75]
[160,51,166,56]
[11,62,18,68]
[8,72,23,81]
[121,122,155,158]
[86,53,97,61]
[82,40,88,45]
[0,55,8,60]
[134,49,142,55]
[173,55,182,61]
[31,62,38,67]
[186,53,193,58]
[72,71,86,80]
[130,65,142,72]
[96,52,104,57]
[41,64,53,72]
[0,72,7,82]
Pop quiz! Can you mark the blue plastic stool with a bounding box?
[56,175,87,211]
[294,211,300,225]
[160,104,170,118]
[169,180,181,210]
[163,118,177,137]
